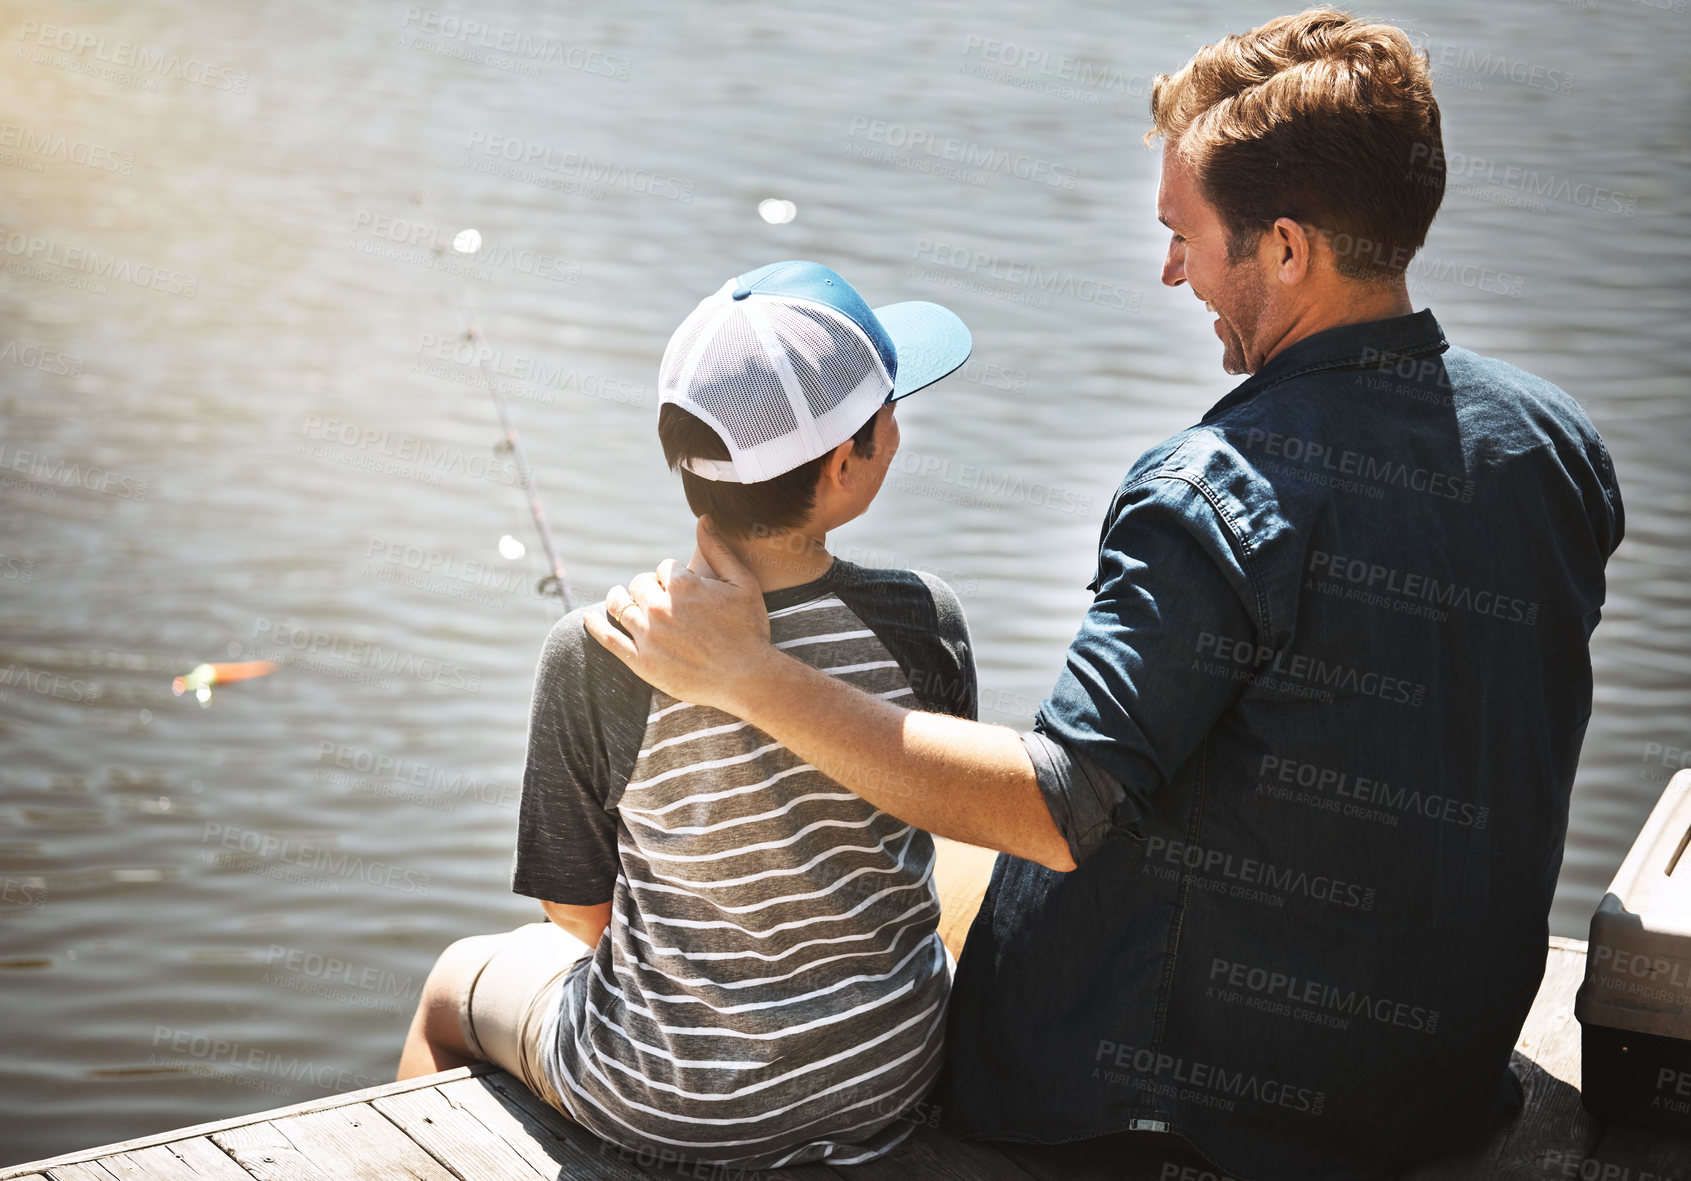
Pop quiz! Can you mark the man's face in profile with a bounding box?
[1157,144,1270,376]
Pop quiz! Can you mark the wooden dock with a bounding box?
[5,937,1686,1180]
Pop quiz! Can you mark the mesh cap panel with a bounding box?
[659,308,718,397]
[658,277,898,483]
[684,306,796,450]
[776,302,882,420]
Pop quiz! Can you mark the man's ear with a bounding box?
[1269,216,1312,286]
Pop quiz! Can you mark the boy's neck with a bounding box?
[689,527,833,593]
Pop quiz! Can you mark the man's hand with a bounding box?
[587,517,1075,871]
[585,518,774,712]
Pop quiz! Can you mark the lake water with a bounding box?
[1,0,1687,1164]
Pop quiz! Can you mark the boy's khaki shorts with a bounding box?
[455,921,592,1108]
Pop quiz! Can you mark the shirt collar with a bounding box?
[1201,308,1448,422]
[761,558,840,612]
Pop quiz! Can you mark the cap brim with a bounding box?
[873,301,972,400]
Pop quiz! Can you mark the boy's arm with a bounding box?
[541,899,612,948]
[513,612,651,920]
[586,524,1075,872]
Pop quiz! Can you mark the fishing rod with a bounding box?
[426,211,576,611]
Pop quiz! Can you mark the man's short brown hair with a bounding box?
[658,404,879,539]
[1147,7,1445,282]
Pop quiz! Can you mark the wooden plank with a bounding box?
[27,937,1691,1181]
[476,1073,657,1181]
[92,1141,251,1181]
[427,1077,623,1181]
[372,1086,554,1181]
[0,1067,489,1179]
[1515,942,1587,1086]
[44,1165,119,1181]
[153,1140,251,1181]
[209,1124,334,1181]
[257,1103,456,1181]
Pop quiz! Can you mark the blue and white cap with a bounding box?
[658,260,971,483]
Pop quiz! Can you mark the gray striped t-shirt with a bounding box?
[511,560,976,1168]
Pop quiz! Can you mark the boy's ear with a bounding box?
[819,435,858,493]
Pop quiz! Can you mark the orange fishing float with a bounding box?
[172,660,279,701]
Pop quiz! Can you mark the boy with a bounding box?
[399,260,978,1169]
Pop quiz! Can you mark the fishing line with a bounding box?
[424,199,576,611]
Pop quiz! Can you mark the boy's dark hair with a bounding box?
[658,404,879,538]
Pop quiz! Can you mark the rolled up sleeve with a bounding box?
[1030,475,1258,866]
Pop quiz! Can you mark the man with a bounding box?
[399,261,979,1168]
[588,11,1624,1180]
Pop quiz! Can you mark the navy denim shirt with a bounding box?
[940,311,1624,1181]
